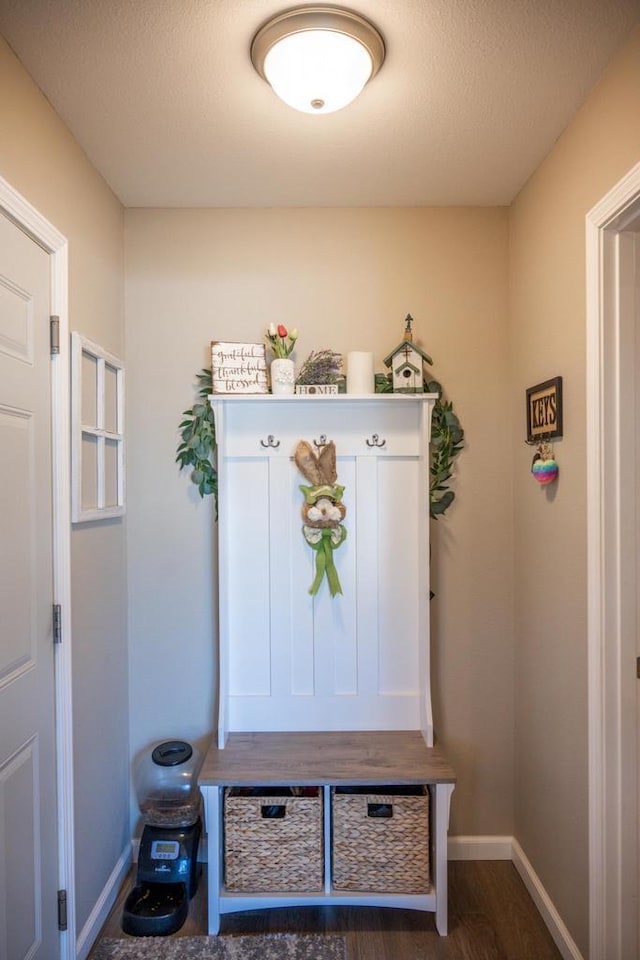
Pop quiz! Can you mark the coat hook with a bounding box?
[313,434,328,448]
[260,435,280,448]
[366,433,386,448]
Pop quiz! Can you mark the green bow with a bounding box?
[304,526,347,597]
[299,483,345,505]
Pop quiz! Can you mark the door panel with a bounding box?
[0,212,58,959]
[0,271,34,364]
[1,738,40,959]
[0,407,35,682]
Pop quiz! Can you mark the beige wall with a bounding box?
[509,26,640,956]
[124,205,514,836]
[0,37,128,939]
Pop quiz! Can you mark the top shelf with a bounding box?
[208,393,438,404]
[200,731,456,787]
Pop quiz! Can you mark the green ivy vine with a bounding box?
[177,367,464,520]
[175,368,217,503]
[374,372,464,518]
[425,377,465,517]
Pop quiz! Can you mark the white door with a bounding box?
[0,212,59,958]
[615,223,640,960]
[634,226,640,959]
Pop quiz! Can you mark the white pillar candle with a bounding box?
[346,351,374,394]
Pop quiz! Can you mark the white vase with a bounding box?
[270,358,295,395]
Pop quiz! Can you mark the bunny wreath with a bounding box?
[176,368,464,520]
[294,439,347,597]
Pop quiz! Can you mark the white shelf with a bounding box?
[218,890,437,912]
[208,392,438,402]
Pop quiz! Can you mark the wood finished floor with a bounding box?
[92,861,562,960]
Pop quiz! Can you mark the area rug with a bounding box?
[91,934,347,960]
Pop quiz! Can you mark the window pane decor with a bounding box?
[71,332,125,522]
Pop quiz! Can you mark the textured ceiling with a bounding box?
[1,0,639,207]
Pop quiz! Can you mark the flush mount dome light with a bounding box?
[250,6,385,115]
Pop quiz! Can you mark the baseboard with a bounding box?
[117,833,583,960]
[512,839,584,960]
[75,844,131,960]
[448,835,513,860]
[448,836,584,960]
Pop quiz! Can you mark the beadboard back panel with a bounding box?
[211,395,435,748]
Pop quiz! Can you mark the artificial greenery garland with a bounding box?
[425,378,464,597]
[427,377,465,516]
[176,368,217,503]
[176,367,464,520]
[374,372,464,517]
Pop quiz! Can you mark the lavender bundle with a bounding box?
[296,350,343,385]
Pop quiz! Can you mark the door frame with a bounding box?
[0,175,75,960]
[586,160,640,960]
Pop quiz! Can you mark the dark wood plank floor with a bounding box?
[92,861,562,960]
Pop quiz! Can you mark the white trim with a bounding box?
[448,835,585,958]
[0,175,75,960]
[586,160,640,960]
[585,194,607,960]
[447,834,513,860]
[512,840,584,960]
[131,833,579,957]
[75,845,131,960]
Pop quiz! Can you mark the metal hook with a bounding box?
[313,434,328,448]
[260,435,280,449]
[366,433,386,448]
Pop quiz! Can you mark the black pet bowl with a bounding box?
[122,882,188,936]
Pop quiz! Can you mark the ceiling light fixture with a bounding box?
[250,5,385,115]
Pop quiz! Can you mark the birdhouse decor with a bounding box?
[383,314,433,393]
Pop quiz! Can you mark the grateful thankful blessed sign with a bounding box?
[211,342,269,394]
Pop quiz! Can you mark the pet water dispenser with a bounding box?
[122,739,203,936]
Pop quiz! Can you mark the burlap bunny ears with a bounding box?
[294,440,337,487]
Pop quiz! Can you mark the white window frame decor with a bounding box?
[71,331,125,522]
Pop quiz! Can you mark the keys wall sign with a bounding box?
[526,376,563,442]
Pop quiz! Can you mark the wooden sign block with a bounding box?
[295,384,339,395]
[526,376,563,441]
[211,341,268,394]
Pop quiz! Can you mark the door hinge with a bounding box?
[57,889,67,931]
[50,316,60,356]
[53,604,62,644]
[637,656,640,679]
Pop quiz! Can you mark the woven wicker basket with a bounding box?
[224,788,323,892]
[332,786,430,893]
